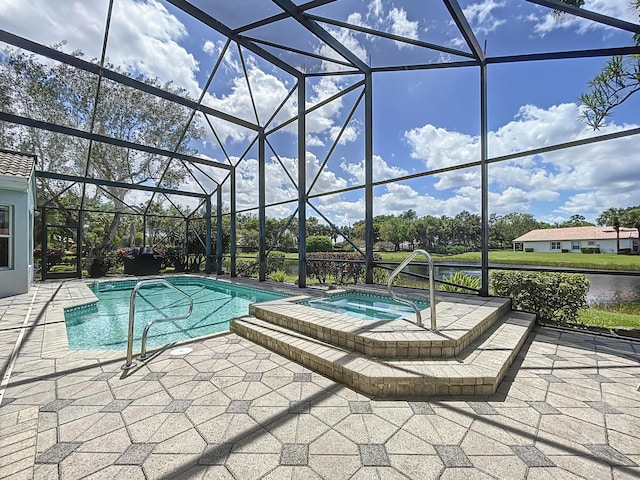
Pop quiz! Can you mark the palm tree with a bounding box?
[596,208,622,252]
[622,207,640,251]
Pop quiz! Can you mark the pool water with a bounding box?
[64,277,288,350]
[301,292,430,321]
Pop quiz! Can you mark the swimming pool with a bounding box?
[300,291,430,321]
[64,277,288,350]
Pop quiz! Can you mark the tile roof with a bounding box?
[514,226,638,242]
[0,150,36,178]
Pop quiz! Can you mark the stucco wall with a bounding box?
[522,238,633,253]
[0,188,33,297]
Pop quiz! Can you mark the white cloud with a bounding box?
[317,24,369,70]
[2,0,360,158]
[0,0,201,95]
[330,123,359,145]
[405,125,480,171]
[463,0,507,35]
[203,40,218,56]
[303,152,349,195]
[202,62,295,142]
[346,12,367,28]
[387,8,419,42]
[367,0,384,21]
[533,0,639,36]
[449,36,467,49]
[231,152,350,213]
[557,190,638,221]
[404,102,640,221]
[175,100,639,227]
[340,155,409,184]
[307,135,325,147]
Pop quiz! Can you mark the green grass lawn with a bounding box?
[378,250,640,271]
[577,302,640,329]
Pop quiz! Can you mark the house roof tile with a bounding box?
[514,226,638,242]
[0,150,36,178]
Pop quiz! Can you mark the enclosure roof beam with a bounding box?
[487,45,640,64]
[166,0,302,78]
[245,36,356,69]
[272,0,370,73]
[369,61,478,74]
[526,0,640,35]
[442,0,485,63]
[36,171,208,199]
[234,0,335,33]
[305,14,476,60]
[0,112,232,172]
[0,30,259,132]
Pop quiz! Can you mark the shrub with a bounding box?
[581,247,600,254]
[438,272,480,293]
[266,251,286,274]
[525,248,534,252]
[269,270,288,282]
[34,247,65,269]
[490,271,589,324]
[235,252,286,278]
[236,258,258,277]
[164,246,187,272]
[306,252,382,284]
[49,264,76,272]
[445,244,475,255]
[373,266,389,284]
[306,235,333,252]
[87,255,114,278]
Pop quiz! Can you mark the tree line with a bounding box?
[346,207,640,254]
[40,202,640,261]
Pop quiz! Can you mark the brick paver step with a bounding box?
[231,310,534,397]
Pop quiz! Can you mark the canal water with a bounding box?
[286,261,640,305]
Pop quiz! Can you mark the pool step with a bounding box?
[231,310,535,397]
[249,296,513,358]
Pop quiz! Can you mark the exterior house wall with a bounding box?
[0,177,35,298]
[522,238,632,254]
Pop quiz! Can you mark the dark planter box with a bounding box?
[123,247,164,276]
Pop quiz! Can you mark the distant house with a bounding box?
[0,150,37,297]
[513,226,639,254]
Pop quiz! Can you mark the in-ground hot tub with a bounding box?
[299,290,430,321]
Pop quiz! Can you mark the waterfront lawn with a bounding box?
[378,251,640,271]
[578,303,640,329]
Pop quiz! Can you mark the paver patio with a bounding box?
[1,278,639,479]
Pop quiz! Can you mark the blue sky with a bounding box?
[1,0,639,228]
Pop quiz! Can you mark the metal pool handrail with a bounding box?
[121,279,193,370]
[386,249,437,330]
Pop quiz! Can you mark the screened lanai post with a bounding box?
[364,72,374,284]
[142,215,147,247]
[258,131,266,281]
[230,168,237,277]
[205,196,212,274]
[480,63,489,296]
[183,218,188,261]
[297,78,307,288]
[76,209,83,278]
[216,187,223,275]
[40,206,47,281]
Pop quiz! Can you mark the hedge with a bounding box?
[490,270,589,324]
[307,252,382,284]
